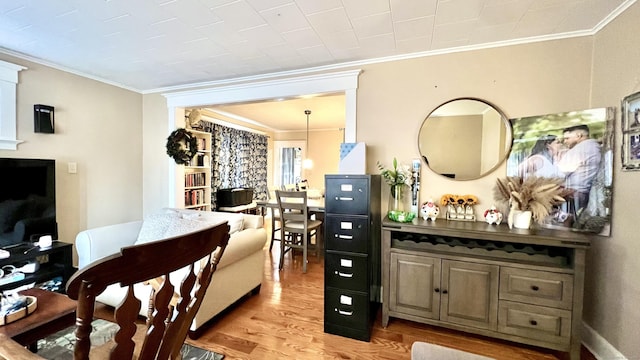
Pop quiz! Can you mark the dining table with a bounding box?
[256,197,326,255]
[256,197,325,214]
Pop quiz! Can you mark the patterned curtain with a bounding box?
[200,122,268,207]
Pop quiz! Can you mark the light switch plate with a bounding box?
[68,162,77,174]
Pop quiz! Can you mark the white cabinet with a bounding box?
[177,129,211,211]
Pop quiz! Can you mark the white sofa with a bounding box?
[75,208,267,337]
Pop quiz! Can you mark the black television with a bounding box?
[0,158,57,247]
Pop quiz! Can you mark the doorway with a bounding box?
[163,69,361,209]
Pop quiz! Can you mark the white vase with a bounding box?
[512,210,533,229]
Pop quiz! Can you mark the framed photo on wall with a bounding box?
[622,91,640,171]
[507,107,614,236]
[622,131,640,171]
[622,90,640,131]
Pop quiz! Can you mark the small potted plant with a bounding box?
[493,176,569,229]
[378,158,414,222]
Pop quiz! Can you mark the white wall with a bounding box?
[587,3,640,359]
[273,129,342,191]
[356,37,592,210]
[0,54,142,265]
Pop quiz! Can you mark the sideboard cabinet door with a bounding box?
[440,260,499,331]
[389,253,441,320]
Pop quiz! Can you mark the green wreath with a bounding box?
[166,128,198,165]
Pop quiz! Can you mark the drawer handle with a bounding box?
[336,197,354,201]
[442,289,448,294]
[531,285,540,291]
[530,320,538,326]
[337,234,353,240]
[434,288,440,293]
[336,271,353,278]
[338,309,353,316]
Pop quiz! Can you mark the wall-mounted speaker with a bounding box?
[34,104,55,133]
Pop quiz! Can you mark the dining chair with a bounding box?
[267,188,282,251]
[281,183,297,191]
[0,222,229,360]
[275,190,322,273]
[297,179,309,190]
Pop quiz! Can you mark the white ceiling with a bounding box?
[0,0,633,131]
[209,93,346,131]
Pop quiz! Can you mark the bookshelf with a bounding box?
[180,129,211,211]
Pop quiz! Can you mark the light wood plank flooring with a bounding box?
[94,223,595,359]
[180,227,596,360]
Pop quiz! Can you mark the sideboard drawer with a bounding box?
[325,215,369,253]
[498,301,571,346]
[324,287,369,330]
[325,252,368,292]
[500,267,573,310]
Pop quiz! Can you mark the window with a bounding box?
[0,60,26,150]
[274,141,305,188]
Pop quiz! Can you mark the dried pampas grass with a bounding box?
[494,176,571,223]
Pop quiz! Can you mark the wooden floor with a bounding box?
[180,229,597,360]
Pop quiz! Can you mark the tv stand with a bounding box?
[0,242,74,293]
[381,218,591,360]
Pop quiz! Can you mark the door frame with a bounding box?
[163,69,361,208]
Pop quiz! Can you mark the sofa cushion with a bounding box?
[135,212,180,244]
[164,208,244,235]
[194,212,244,234]
[135,210,240,245]
[135,212,217,245]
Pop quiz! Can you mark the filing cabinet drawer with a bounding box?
[500,267,573,310]
[325,215,369,253]
[325,252,368,292]
[325,177,370,215]
[324,287,369,330]
[498,301,571,345]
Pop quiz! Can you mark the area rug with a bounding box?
[36,319,224,360]
[411,342,495,360]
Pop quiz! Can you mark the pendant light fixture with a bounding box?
[303,109,313,169]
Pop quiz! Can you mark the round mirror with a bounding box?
[418,98,512,180]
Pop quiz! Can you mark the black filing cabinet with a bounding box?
[324,174,381,341]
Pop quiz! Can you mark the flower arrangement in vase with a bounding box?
[378,158,414,222]
[440,194,478,221]
[493,176,569,229]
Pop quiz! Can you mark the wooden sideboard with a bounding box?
[381,217,592,360]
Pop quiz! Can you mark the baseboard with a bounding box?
[582,322,628,360]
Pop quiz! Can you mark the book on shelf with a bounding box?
[184,189,206,206]
[196,138,207,151]
[185,172,206,187]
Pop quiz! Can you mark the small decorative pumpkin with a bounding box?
[421,199,440,221]
[484,205,503,225]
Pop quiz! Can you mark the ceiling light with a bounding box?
[303,109,313,169]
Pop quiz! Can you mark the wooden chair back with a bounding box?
[297,179,309,190]
[275,190,309,224]
[281,183,297,191]
[65,222,230,360]
[275,190,322,273]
